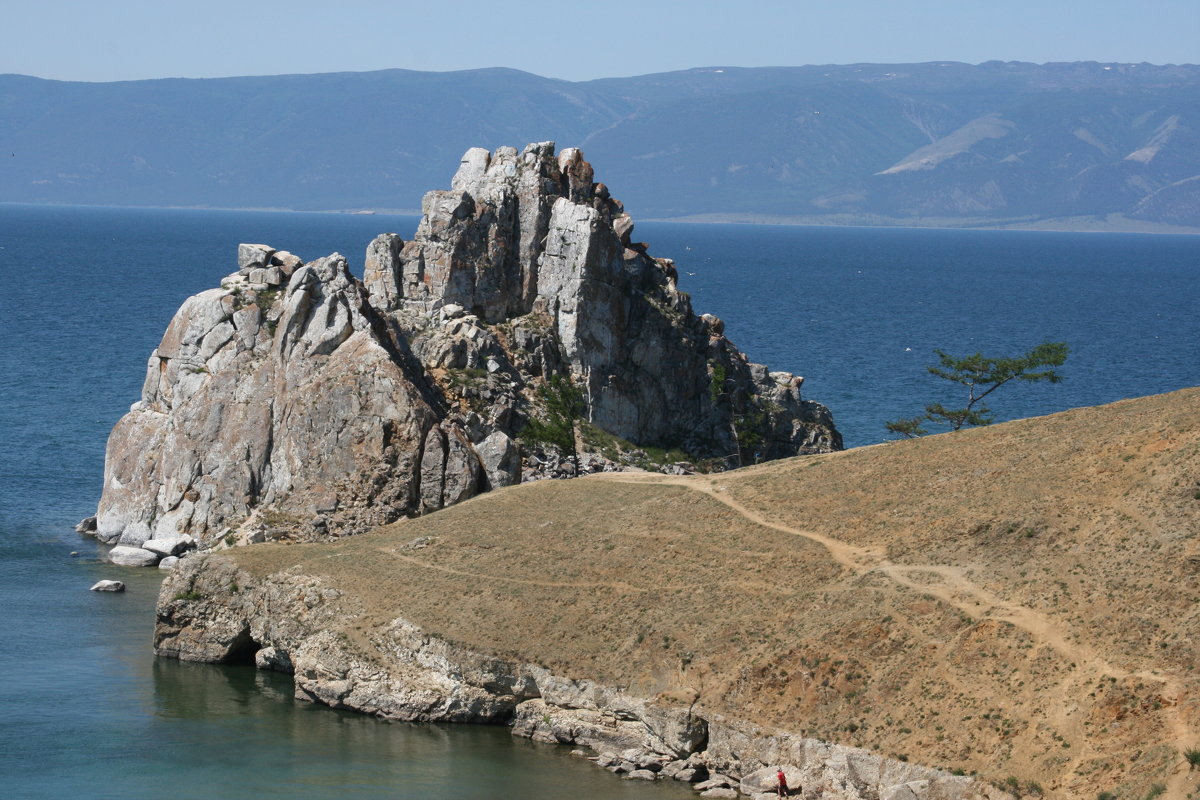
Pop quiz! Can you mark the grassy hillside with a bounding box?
[231,387,1200,798]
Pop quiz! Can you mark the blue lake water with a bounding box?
[0,204,1196,797]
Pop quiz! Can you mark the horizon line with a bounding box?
[4,59,1200,86]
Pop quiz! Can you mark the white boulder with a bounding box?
[237,243,275,270]
[108,545,160,567]
[142,536,188,557]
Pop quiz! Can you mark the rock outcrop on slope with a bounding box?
[90,143,840,558]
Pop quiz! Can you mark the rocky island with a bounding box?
[84,142,839,566]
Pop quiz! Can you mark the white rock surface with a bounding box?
[108,545,160,567]
[142,537,187,557]
[237,243,274,269]
[475,431,521,489]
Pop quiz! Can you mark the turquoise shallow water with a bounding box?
[0,204,1196,797]
[2,544,701,799]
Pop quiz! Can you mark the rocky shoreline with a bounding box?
[157,553,1010,800]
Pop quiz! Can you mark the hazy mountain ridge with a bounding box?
[3,62,1200,227]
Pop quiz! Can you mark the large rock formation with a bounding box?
[92,143,840,555]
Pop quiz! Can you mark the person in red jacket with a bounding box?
[776,767,791,797]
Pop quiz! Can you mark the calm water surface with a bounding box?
[0,205,1196,797]
[643,221,1199,446]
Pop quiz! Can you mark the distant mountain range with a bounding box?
[3,62,1200,229]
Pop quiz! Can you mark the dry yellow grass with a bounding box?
[232,387,1200,799]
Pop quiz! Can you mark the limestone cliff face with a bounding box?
[372,143,838,458]
[93,143,840,552]
[94,251,437,548]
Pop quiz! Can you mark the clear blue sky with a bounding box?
[2,0,1196,82]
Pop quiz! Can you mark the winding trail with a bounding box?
[600,471,1196,795]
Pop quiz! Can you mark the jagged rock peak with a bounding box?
[364,141,638,324]
[91,143,841,561]
[361,142,839,457]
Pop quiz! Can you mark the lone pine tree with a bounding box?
[886,341,1069,437]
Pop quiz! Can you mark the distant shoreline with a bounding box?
[0,200,424,217]
[642,211,1200,235]
[4,201,1199,235]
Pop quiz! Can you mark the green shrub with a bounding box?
[708,362,727,404]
